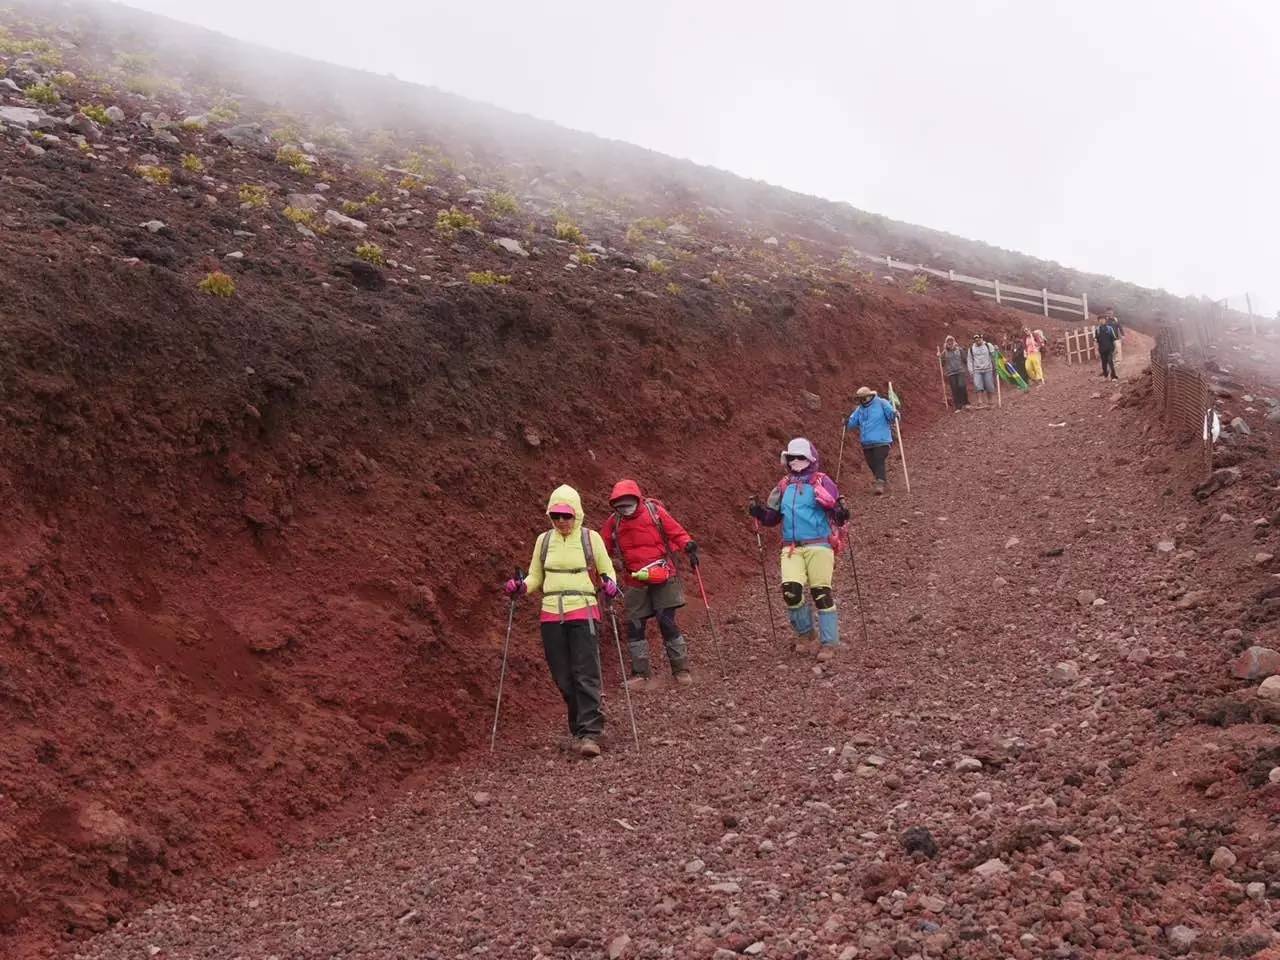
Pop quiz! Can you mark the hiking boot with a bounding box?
[674,671,693,687]
[816,645,839,663]
[578,737,602,758]
[872,480,886,496]
[625,675,652,692]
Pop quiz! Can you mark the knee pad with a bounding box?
[781,581,805,608]
[811,586,836,610]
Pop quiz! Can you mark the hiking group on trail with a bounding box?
[497,419,885,756]
[497,314,1129,757]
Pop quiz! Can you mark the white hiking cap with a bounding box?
[780,437,816,465]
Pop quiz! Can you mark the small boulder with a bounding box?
[1231,416,1252,436]
[1258,676,1280,701]
[494,237,528,257]
[972,858,1009,879]
[105,105,125,122]
[1166,925,1197,955]
[802,391,821,411]
[1077,589,1097,607]
[1210,846,1237,871]
[1231,646,1280,681]
[1051,661,1081,684]
[323,208,367,232]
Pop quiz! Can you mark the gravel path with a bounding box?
[73,351,1280,960]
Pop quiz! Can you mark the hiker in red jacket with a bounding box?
[599,479,699,689]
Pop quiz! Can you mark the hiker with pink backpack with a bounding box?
[748,438,851,662]
[599,479,700,689]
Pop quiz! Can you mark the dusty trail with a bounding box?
[73,350,1278,960]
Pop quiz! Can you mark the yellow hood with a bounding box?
[545,484,584,533]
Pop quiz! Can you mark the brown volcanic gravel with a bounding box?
[69,352,1280,959]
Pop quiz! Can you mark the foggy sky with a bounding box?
[121,0,1280,315]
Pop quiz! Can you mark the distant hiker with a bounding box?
[1095,315,1121,381]
[845,386,898,495]
[504,485,619,758]
[1104,306,1125,341]
[1023,327,1044,385]
[748,438,849,661]
[967,333,998,409]
[599,480,698,690]
[1009,334,1028,382]
[940,335,969,411]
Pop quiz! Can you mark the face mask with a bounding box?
[788,457,811,473]
[859,396,873,406]
[615,499,639,517]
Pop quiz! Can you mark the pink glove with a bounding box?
[601,576,620,599]
[503,578,526,597]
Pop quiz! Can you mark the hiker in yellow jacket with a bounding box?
[504,484,619,758]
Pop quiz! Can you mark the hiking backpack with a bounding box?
[609,498,676,572]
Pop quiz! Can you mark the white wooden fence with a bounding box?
[1063,326,1122,364]
[849,250,1090,320]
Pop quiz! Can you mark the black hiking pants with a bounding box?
[946,371,968,409]
[863,443,891,483]
[541,619,603,739]
[1100,347,1117,380]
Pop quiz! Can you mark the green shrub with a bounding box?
[647,259,669,275]
[355,241,385,266]
[124,74,169,96]
[340,199,363,216]
[198,272,235,297]
[134,164,171,185]
[435,207,479,237]
[116,52,152,72]
[487,192,519,217]
[275,145,312,176]
[52,71,76,87]
[81,104,111,125]
[282,206,319,228]
[908,274,929,295]
[467,270,510,286]
[554,220,585,244]
[665,282,682,295]
[363,191,383,206]
[575,250,597,266]
[207,102,239,123]
[181,118,207,132]
[181,153,204,173]
[26,82,59,105]
[238,184,269,208]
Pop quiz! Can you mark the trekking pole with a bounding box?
[845,546,872,648]
[692,566,730,680]
[834,424,848,484]
[489,567,522,753]
[752,518,781,647]
[893,419,912,493]
[602,598,641,751]
[937,349,949,410]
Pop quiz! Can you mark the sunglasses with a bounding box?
[784,454,809,463]
[549,513,574,522]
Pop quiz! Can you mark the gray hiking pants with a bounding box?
[623,581,688,676]
[541,619,603,738]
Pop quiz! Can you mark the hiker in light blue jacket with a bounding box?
[845,386,897,495]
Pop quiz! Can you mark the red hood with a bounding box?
[609,478,643,503]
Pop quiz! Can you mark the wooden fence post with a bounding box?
[1042,288,1049,317]
[1246,293,1256,337]
[1081,292,1089,321]
[994,279,1002,305]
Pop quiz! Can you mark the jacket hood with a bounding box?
[780,437,821,469]
[545,484,584,533]
[609,479,643,504]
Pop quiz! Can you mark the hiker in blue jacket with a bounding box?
[845,386,897,495]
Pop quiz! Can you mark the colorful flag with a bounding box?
[993,350,1029,391]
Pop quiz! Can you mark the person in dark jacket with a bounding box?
[940,335,968,411]
[1095,315,1120,380]
[846,386,898,494]
[599,480,698,689]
